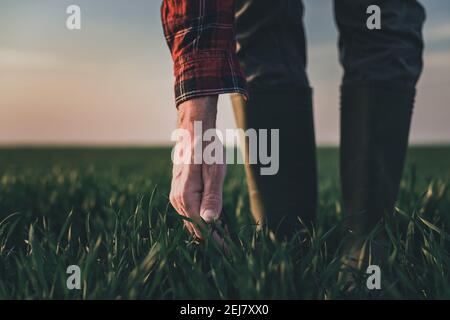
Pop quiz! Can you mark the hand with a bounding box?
[169,96,227,241]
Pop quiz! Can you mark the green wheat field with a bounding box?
[0,147,449,299]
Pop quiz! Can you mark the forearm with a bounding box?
[177,96,218,130]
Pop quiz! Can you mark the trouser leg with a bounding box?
[335,0,425,260]
[233,0,317,238]
[335,0,425,87]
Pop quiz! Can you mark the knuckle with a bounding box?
[203,192,222,202]
[180,185,196,202]
[180,192,191,205]
[202,193,222,208]
[169,192,178,206]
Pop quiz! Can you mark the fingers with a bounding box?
[169,161,230,256]
[179,189,205,240]
[169,186,192,233]
[170,163,206,239]
[200,163,226,223]
[170,188,201,238]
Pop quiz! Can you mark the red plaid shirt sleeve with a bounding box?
[161,0,248,107]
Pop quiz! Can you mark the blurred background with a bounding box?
[0,0,449,146]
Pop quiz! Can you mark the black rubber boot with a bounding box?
[340,83,416,267]
[232,85,317,240]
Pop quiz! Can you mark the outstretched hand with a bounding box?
[169,96,227,243]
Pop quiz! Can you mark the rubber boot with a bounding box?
[231,85,317,240]
[340,83,415,268]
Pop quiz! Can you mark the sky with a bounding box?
[0,0,449,146]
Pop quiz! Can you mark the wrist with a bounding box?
[178,96,218,129]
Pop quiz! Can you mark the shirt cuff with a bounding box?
[173,50,248,107]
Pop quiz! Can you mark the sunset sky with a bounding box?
[1,0,449,145]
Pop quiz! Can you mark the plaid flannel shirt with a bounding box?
[161,0,248,107]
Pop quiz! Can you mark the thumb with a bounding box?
[200,163,226,223]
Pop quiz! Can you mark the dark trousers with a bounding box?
[235,0,425,89]
[232,0,425,237]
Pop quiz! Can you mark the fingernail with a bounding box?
[201,209,219,223]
